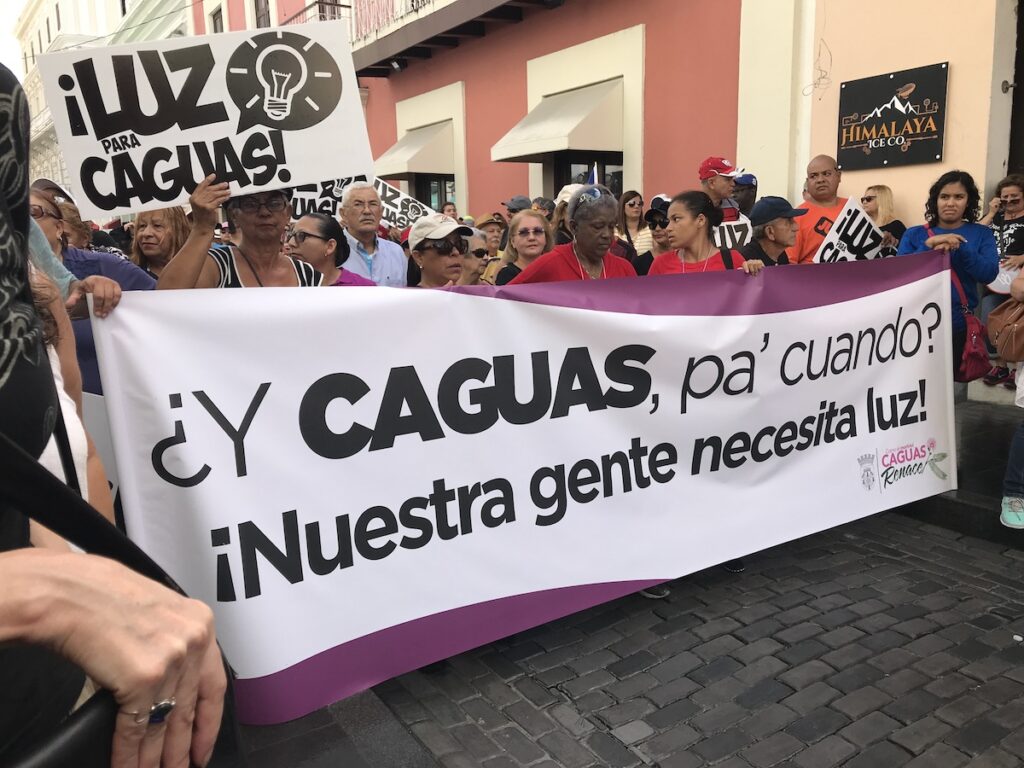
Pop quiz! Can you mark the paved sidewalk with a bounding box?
[375,512,1024,767]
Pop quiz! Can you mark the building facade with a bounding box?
[349,0,1020,224]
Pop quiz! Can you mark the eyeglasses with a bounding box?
[468,248,488,258]
[515,227,546,238]
[860,196,876,204]
[575,187,608,211]
[29,204,60,220]
[421,237,467,255]
[625,199,643,208]
[648,217,669,230]
[233,196,288,213]
[286,229,327,245]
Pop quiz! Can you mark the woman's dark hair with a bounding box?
[924,170,981,225]
[670,190,724,230]
[617,190,647,242]
[996,174,1024,197]
[304,212,350,267]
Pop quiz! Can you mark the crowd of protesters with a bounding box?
[7,38,1024,758]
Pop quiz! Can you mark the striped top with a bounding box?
[208,247,323,288]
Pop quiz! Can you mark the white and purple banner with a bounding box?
[92,253,956,724]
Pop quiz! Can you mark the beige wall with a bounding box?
[807,0,1016,224]
[737,0,817,202]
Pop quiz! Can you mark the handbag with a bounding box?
[925,226,990,382]
[950,270,990,382]
[0,409,245,768]
[987,297,1024,362]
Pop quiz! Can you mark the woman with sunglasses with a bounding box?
[286,213,375,287]
[633,195,673,276]
[860,185,905,255]
[618,190,652,262]
[29,188,154,394]
[408,213,475,288]
[509,185,636,284]
[495,210,553,285]
[458,230,490,286]
[158,175,323,289]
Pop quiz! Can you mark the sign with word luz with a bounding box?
[39,21,373,219]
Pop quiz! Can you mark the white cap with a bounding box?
[408,213,474,252]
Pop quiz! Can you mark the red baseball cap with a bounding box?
[698,156,743,181]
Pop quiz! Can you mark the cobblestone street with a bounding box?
[374,511,1024,767]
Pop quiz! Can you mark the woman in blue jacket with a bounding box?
[898,170,999,363]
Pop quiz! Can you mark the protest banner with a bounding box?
[38,21,372,220]
[93,253,955,724]
[712,215,753,250]
[290,176,435,228]
[814,198,886,263]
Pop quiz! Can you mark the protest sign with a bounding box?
[38,21,372,220]
[712,215,753,250]
[814,198,885,263]
[290,176,435,228]
[93,253,955,724]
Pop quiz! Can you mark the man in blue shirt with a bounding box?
[340,182,407,287]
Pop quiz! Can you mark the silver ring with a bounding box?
[132,697,176,725]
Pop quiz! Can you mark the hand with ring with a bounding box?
[2,549,226,768]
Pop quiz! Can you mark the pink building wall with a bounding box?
[360,0,742,215]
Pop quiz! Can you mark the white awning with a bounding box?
[375,120,454,179]
[491,79,624,163]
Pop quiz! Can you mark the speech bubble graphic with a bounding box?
[226,30,342,133]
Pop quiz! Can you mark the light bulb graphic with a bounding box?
[255,44,308,121]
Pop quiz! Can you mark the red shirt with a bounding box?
[508,242,637,284]
[648,249,744,275]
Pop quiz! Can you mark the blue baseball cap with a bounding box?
[749,196,807,227]
[734,173,758,187]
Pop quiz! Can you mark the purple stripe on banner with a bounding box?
[234,578,663,724]
[452,251,947,316]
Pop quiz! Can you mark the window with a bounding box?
[46,18,50,43]
[37,30,42,51]
[254,0,270,28]
[30,41,35,66]
[552,151,625,198]
[55,3,60,30]
[413,175,456,212]
[210,7,224,32]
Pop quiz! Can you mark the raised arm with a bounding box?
[157,175,232,290]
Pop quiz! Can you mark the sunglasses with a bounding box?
[860,196,876,204]
[515,227,545,238]
[625,199,643,208]
[233,196,288,213]
[575,187,608,210]
[30,204,61,220]
[421,237,467,255]
[648,217,669,230]
[468,248,488,258]
[286,229,326,245]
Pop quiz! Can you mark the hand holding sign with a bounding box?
[191,175,233,228]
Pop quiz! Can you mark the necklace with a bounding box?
[679,244,715,273]
[572,242,606,280]
[234,245,266,287]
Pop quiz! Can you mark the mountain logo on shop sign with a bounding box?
[859,94,919,123]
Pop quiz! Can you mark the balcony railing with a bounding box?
[282,1,351,25]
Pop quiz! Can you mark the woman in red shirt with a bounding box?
[509,185,637,284]
[650,191,764,276]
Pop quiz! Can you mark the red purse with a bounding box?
[926,226,989,382]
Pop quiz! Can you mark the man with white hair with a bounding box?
[340,181,407,287]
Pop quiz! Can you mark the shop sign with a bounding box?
[837,63,948,171]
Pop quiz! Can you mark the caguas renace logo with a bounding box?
[876,438,948,490]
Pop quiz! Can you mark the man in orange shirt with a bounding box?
[791,155,847,264]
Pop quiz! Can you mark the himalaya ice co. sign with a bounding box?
[38,22,373,219]
[837,63,948,171]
